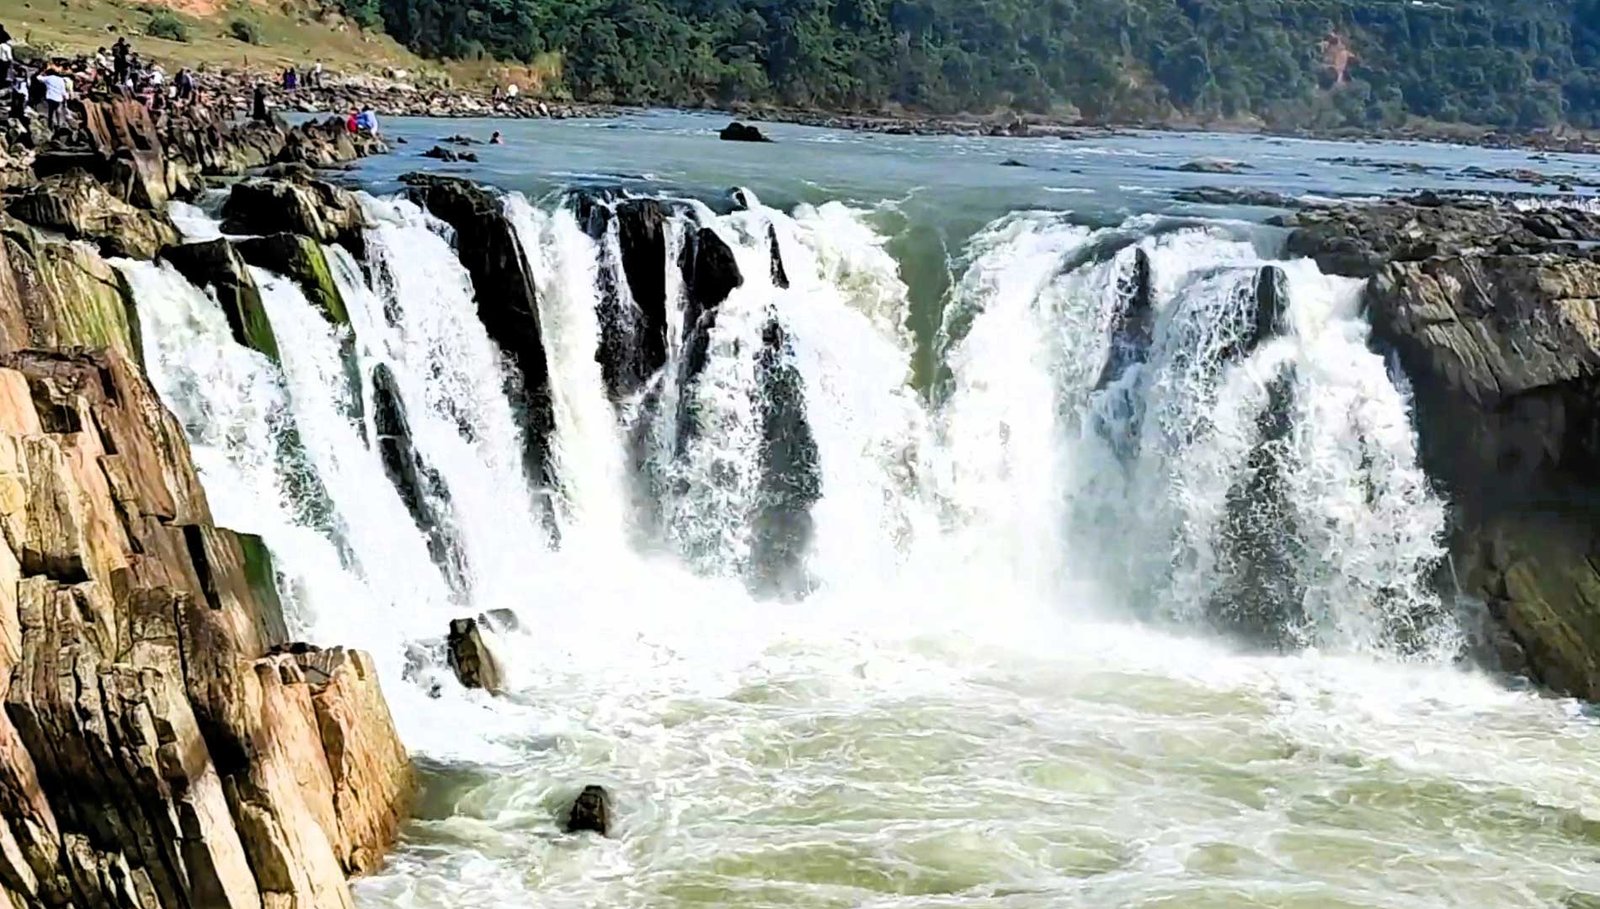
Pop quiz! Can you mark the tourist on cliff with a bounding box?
[310,60,323,88]
[174,67,195,104]
[112,37,129,84]
[356,105,378,135]
[7,66,26,122]
[0,33,14,85]
[281,66,297,91]
[39,67,70,129]
[252,80,269,122]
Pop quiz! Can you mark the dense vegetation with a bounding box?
[338,0,1600,129]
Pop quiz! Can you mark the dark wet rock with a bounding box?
[442,134,480,146]
[221,175,368,246]
[421,145,478,163]
[1210,369,1304,648]
[768,223,790,290]
[719,121,772,143]
[160,238,279,362]
[4,170,179,259]
[999,158,1028,168]
[1095,248,1154,392]
[1177,157,1250,174]
[402,174,554,494]
[751,316,820,598]
[446,617,505,693]
[675,225,743,402]
[235,233,350,326]
[573,192,673,400]
[565,785,612,835]
[1214,266,1287,365]
[1172,186,1302,208]
[372,362,468,592]
[1294,196,1600,698]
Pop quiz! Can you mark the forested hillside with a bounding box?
[338,0,1600,129]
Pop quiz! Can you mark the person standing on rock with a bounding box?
[0,33,14,85]
[174,67,194,105]
[112,37,129,85]
[252,80,269,122]
[310,60,323,89]
[40,66,69,130]
[7,66,26,122]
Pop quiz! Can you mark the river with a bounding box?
[134,111,1600,907]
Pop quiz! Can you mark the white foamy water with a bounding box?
[123,195,1600,909]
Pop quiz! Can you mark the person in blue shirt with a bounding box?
[355,106,377,134]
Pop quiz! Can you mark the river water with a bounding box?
[136,112,1600,907]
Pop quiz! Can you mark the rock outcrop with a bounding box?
[160,239,281,363]
[719,121,772,143]
[4,171,179,260]
[401,174,554,492]
[572,193,672,400]
[564,785,611,836]
[235,234,351,327]
[1287,196,1600,697]
[222,176,368,248]
[445,617,504,694]
[0,348,412,909]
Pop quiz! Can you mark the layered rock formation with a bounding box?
[0,97,409,909]
[1283,196,1600,697]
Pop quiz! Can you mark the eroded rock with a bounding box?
[5,170,179,259]
[446,617,505,693]
[221,176,368,247]
[565,784,611,835]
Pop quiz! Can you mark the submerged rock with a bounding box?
[160,238,281,363]
[1094,248,1154,391]
[719,121,772,143]
[751,317,820,598]
[446,617,505,693]
[565,784,612,835]
[1177,157,1249,174]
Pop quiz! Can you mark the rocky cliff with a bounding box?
[1283,196,1600,696]
[0,100,410,909]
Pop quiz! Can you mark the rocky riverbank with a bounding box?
[1279,194,1600,697]
[0,97,410,909]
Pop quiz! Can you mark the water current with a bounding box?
[119,113,1600,907]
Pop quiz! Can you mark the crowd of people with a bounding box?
[0,29,206,131]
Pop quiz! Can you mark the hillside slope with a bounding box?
[0,0,430,77]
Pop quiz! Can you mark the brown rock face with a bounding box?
[0,345,412,906]
[5,171,180,260]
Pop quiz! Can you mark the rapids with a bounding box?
[116,136,1600,907]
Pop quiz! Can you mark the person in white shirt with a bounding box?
[149,64,164,87]
[505,82,519,99]
[0,39,13,83]
[40,69,69,129]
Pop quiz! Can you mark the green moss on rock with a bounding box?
[161,239,281,363]
[235,233,351,327]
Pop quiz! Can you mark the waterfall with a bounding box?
[123,189,1458,720]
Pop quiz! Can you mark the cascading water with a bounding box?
[120,177,1600,908]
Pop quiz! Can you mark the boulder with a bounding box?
[160,239,281,363]
[421,146,475,163]
[235,233,350,326]
[565,784,611,836]
[446,617,505,693]
[4,170,179,259]
[402,174,553,491]
[676,225,743,391]
[719,121,772,143]
[221,176,368,247]
[370,363,467,592]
